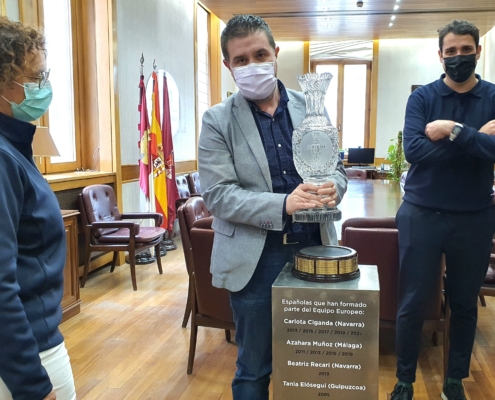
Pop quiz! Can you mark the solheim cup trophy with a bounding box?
[291,72,359,282]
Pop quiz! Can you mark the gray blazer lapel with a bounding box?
[232,93,272,190]
[287,90,306,130]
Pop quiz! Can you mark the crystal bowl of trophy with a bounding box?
[291,72,359,283]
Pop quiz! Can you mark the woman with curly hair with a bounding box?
[0,16,76,400]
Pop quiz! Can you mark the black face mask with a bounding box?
[443,54,477,83]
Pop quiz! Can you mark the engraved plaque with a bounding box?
[272,264,380,400]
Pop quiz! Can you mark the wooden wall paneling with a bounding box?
[72,0,98,173]
[364,61,372,148]
[18,0,41,27]
[209,11,222,107]
[303,41,310,73]
[121,160,198,183]
[94,0,115,174]
[199,0,495,41]
[369,40,379,151]
[121,164,140,183]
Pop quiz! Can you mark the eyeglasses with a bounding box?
[22,69,50,89]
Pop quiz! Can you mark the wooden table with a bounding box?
[335,179,403,239]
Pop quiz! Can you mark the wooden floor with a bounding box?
[61,239,495,400]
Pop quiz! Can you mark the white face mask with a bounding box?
[232,62,277,100]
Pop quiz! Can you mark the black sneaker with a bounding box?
[391,383,414,400]
[441,380,467,400]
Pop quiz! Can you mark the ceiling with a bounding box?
[199,0,495,41]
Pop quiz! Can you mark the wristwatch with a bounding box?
[450,122,463,141]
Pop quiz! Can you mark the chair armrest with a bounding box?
[89,221,140,235]
[120,212,163,227]
[192,217,213,229]
[176,198,189,209]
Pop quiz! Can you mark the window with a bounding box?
[312,61,371,150]
[43,0,77,164]
[3,0,112,175]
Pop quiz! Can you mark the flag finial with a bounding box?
[153,58,157,72]
[140,52,144,75]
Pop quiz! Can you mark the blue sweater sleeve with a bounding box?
[403,89,464,165]
[452,124,495,162]
[0,151,53,400]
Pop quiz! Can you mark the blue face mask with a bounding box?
[2,81,53,121]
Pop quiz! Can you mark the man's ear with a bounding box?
[224,59,236,81]
[438,49,444,64]
[476,45,482,60]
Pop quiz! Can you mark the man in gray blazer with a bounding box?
[198,14,347,400]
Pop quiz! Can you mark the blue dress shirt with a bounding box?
[248,80,318,235]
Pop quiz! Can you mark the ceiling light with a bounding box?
[391,15,396,21]
[394,5,399,10]
[389,22,394,27]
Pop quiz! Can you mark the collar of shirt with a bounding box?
[437,73,484,98]
[0,111,36,145]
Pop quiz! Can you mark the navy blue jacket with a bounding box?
[403,74,495,211]
[0,112,65,400]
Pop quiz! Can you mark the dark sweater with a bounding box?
[403,74,495,211]
[0,112,65,400]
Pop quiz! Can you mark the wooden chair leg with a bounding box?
[187,325,198,375]
[182,278,192,328]
[479,294,486,307]
[155,244,163,274]
[110,251,119,272]
[129,249,137,291]
[225,329,231,343]
[81,247,92,288]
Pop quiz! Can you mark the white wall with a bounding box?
[375,38,485,158]
[375,39,441,158]
[219,20,238,101]
[482,27,495,83]
[277,41,306,91]
[117,0,196,166]
[116,0,196,211]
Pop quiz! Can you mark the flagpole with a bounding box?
[131,52,157,266]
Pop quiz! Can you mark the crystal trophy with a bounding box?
[292,72,341,223]
[291,73,359,282]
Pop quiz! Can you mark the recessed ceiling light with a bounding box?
[389,22,394,27]
[394,5,399,10]
[391,15,396,21]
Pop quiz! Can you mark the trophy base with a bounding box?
[292,245,359,283]
[292,207,342,223]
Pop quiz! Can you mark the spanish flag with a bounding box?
[150,71,168,229]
